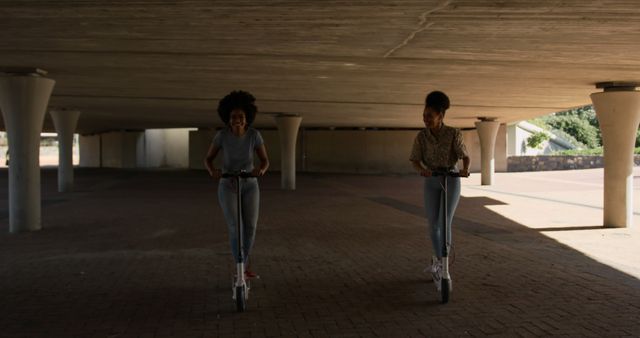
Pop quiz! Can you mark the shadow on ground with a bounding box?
[0,169,638,337]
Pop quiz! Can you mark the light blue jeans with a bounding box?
[424,176,461,258]
[218,177,260,263]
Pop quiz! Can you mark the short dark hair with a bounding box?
[217,90,257,126]
[425,91,450,115]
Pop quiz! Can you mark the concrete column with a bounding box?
[590,82,640,228]
[495,124,508,172]
[50,109,80,192]
[274,114,302,190]
[475,118,500,185]
[0,69,55,233]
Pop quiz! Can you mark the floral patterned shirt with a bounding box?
[410,124,468,170]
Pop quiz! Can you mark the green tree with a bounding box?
[544,115,599,148]
[555,105,601,145]
[532,104,640,149]
[526,131,549,149]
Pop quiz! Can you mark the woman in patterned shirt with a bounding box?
[409,90,470,276]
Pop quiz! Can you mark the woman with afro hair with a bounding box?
[409,90,470,280]
[204,90,269,278]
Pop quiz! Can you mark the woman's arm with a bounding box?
[459,156,470,177]
[411,160,431,177]
[453,129,470,177]
[410,133,431,176]
[204,144,222,178]
[253,144,269,176]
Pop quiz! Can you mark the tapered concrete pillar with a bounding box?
[0,69,55,233]
[50,109,80,192]
[590,82,640,228]
[274,114,302,190]
[475,118,500,185]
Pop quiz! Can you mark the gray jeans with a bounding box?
[423,176,461,258]
[218,177,260,263]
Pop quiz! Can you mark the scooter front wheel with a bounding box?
[440,278,450,304]
[235,286,246,312]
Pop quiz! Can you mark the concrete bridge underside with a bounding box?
[1,1,640,132]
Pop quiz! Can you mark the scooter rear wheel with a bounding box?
[235,286,246,312]
[440,278,450,304]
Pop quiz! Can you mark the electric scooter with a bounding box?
[221,170,254,312]
[431,170,467,304]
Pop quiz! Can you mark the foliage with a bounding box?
[554,147,603,156]
[528,118,549,130]
[556,105,599,127]
[541,113,600,148]
[532,105,600,148]
[548,128,586,148]
[531,104,640,152]
[526,131,549,149]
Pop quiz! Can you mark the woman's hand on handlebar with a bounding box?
[459,169,470,177]
[252,168,267,177]
[419,168,432,177]
[210,169,222,179]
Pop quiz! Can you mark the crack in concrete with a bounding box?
[383,0,453,58]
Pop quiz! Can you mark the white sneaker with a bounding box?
[423,256,439,274]
[430,256,441,273]
[429,256,442,289]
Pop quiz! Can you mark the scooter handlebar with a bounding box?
[431,171,469,178]
[221,171,256,178]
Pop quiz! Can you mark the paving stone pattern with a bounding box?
[0,169,638,337]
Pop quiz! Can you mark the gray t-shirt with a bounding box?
[213,127,264,173]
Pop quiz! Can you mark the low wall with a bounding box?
[508,155,640,172]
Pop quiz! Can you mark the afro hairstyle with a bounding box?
[217,90,258,126]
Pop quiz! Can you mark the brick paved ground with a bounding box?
[0,168,638,337]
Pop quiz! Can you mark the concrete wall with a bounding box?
[462,129,481,173]
[189,129,215,170]
[79,134,100,167]
[304,130,416,174]
[100,131,143,168]
[151,127,514,174]
[261,129,286,172]
[165,129,191,168]
[143,128,192,168]
[506,155,640,172]
[143,129,166,167]
[304,128,508,174]
[135,132,146,167]
[188,127,509,174]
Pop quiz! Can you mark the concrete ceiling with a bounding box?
[1,1,640,133]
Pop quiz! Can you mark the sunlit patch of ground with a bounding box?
[459,168,640,278]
